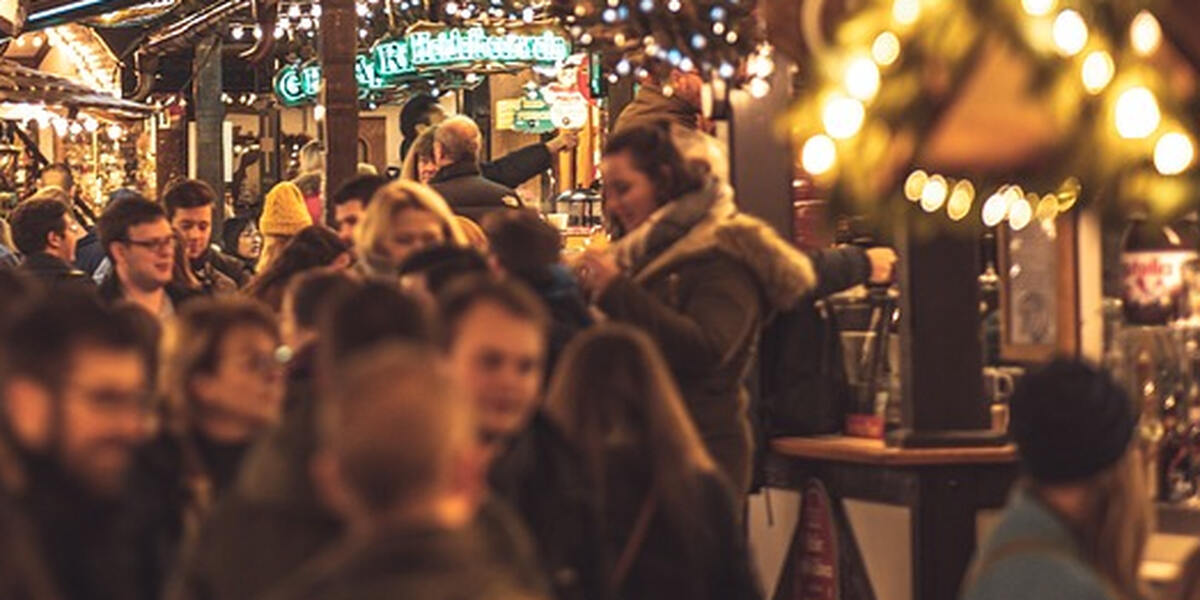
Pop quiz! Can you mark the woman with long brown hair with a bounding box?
[962,360,1151,600]
[243,225,353,311]
[545,323,761,600]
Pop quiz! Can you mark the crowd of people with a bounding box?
[1,86,1184,600]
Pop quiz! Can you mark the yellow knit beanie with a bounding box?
[260,181,313,236]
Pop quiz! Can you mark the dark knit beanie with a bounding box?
[1009,359,1136,483]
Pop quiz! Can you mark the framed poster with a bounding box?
[998,212,1079,362]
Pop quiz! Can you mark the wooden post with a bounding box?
[891,214,997,447]
[320,0,359,219]
[193,35,225,230]
[729,56,794,238]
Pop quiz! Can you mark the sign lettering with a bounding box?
[275,26,571,106]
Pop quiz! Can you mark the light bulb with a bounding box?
[1052,9,1088,57]
[1154,132,1195,175]
[748,78,771,99]
[872,31,901,67]
[1035,194,1059,222]
[801,135,837,175]
[1021,0,1055,17]
[844,56,881,101]
[1080,51,1114,94]
[920,175,948,212]
[288,3,301,18]
[1008,195,1033,231]
[822,95,865,139]
[1114,86,1160,139]
[106,124,123,141]
[1130,11,1161,56]
[904,170,928,201]
[982,190,1009,227]
[231,25,245,40]
[947,180,975,221]
[893,0,920,26]
[83,118,98,133]
[68,122,83,136]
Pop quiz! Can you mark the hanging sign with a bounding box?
[273,25,571,106]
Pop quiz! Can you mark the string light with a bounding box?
[844,56,881,102]
[1052,9,1088,57]
[947,180,975,221]
[1021,0,1056,17]
[1080,51,1114,94]
[872,31,901,67]
[1035,194,1059,222]
[748,78,771,98]
[1154,132,1195,176]
[904,170,928,201]
[1008,194,1033,231]
[801,135,837,175]
[822,95,865,139]
[920,175,949,212]
[1130,11,1162,56]
[892,0,919,26]
[1114,86,1160,139]
[982,191,1009,227]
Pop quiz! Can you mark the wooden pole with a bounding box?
[193,35,225,231]
[320,0,359,223]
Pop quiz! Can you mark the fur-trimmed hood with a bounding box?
[615,180,817,311]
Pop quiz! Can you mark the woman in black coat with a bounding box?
[575,121,818,494]
[546,324,761,600]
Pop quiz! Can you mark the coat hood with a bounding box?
[621,181,817,311]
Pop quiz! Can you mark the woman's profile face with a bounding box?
[601,151,659,232]
[237,223,263,260]
[417,154,439,183]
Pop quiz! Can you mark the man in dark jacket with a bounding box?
[429,116,523,223]
[0,292,154,600]
[439,276,599,600]
[163,179,249,292]
[400,94,576,189]
[9,189,90,291]
[264,344,548,600]
[96,195,199,318]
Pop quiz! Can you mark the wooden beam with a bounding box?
[193,34,225,232]
[320,0,359,222]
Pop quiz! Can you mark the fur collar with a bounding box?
[616,182,816,311]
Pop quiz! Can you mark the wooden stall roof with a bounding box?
[0,59,156,120]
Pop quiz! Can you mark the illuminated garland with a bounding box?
[790,0,1199,228]
[547,0,765,88]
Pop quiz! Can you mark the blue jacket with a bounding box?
[962,490,1118,600]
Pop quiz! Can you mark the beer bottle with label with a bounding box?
[1121,211,1200,325]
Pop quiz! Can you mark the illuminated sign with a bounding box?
[273,26,571,106]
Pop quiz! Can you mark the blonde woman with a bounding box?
[354,180,467,279]
[962,360,1151,600]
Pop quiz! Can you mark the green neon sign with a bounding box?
[273,26,571,106]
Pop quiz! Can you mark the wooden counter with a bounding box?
[770,435,1019,467]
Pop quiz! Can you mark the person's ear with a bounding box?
[1,378,53,452]
[108,242,128,267]
[45,229,64,252]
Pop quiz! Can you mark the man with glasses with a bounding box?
[9,188,90,291]
[97,194,198,318]
[0,291,154,600]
